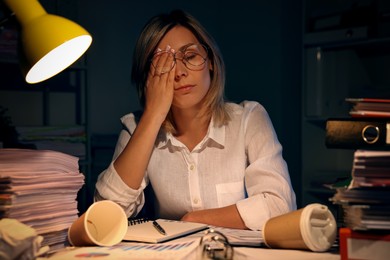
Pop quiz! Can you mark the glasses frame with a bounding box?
[151,43,209,73]
[200,229,234,259]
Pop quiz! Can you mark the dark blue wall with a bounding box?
[79,0,302,205]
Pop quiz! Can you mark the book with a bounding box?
[340,204,390,231]
[339,227,390,260]
[123,219,208,243]
[325,118,390,149]
[346,98,390,118]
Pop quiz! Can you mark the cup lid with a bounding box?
[300,203,337,252]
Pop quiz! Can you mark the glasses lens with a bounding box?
[151,51,174,73]
[183,44,208,70]
[151,44,208,73]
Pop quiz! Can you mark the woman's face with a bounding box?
[155,26,212,111]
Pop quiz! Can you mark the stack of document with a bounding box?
[15,126,87,160]
[0,149,85,253]
[211,227,264,247]
[331,150,390,231]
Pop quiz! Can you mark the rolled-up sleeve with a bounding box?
[94,114,147,217]
[236,102,296,230]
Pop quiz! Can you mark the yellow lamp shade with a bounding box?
[4,0,92,84]
[22,14,92,83]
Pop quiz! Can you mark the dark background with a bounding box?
[79,0,303,210]
[0,0,301,212]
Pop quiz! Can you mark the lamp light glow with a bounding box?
[4,0,92,84]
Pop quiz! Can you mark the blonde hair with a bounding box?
[131,10,230,133]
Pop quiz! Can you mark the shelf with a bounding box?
[304,33,390,52]
[300,0,390,209]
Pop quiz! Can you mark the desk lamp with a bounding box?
[3,0,92,84]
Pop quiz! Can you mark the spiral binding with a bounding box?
[128,218,150,226]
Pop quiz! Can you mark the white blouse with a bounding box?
[95,101,296,231]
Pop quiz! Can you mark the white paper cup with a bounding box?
[68,200,128,246]
[262,203,337,252]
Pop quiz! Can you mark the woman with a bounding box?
[95,9,296,231]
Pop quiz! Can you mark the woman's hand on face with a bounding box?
[144,45,175,121]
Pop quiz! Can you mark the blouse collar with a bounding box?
[156,117,225,150]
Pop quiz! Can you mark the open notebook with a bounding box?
[123,219,208,243]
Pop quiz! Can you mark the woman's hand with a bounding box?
[113,45,176,190]
[144,45,175,122]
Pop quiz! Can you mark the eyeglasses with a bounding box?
[151,44,208,74]
[199,229,234,260]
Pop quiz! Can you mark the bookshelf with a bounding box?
[301,0,390,223]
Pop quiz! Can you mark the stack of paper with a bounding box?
[0,148,85,253]
[210,227,264,247]
[331,150,390,231]
[16,126,87,160]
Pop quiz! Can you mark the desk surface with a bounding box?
[43,236,340,260]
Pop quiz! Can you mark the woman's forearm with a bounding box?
[114,111,165,189]
[181,204,248,229]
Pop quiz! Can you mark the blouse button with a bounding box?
[193,198,199,204]
[189,164,195,171]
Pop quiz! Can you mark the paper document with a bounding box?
[211,226,264,247]
[47,239,201,260]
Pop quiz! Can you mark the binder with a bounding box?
[325,118,390,149]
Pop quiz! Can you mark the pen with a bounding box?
[152,220,167,235]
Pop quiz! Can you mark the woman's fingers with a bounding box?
[152,46,175,76]
[144,45,175,114]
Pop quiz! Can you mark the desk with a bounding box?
[41,245,340,260]
[42,236,340,260]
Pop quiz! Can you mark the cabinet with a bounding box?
[301,0,390,223]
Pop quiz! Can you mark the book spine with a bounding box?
[325,119,390,149]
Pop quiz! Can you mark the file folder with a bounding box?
[325,118,390,149]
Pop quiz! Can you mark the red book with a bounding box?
[346,98,390,118]
[339,227,390,260]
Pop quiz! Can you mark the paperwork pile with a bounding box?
[331,150,390,230]
[0,149,85,253]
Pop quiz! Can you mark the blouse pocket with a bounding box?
[216,181,245,207]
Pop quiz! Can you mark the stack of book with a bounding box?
[15,126,87,160]
[331,150,390,260]
[0,149,85,253]
[325,101,390,260]
[346,98,390,118]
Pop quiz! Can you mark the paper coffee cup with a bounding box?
[68,200,128,246]
[262,203,337,252]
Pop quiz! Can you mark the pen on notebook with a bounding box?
[153,220,167,235]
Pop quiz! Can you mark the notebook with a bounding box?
[123,219,208,243]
